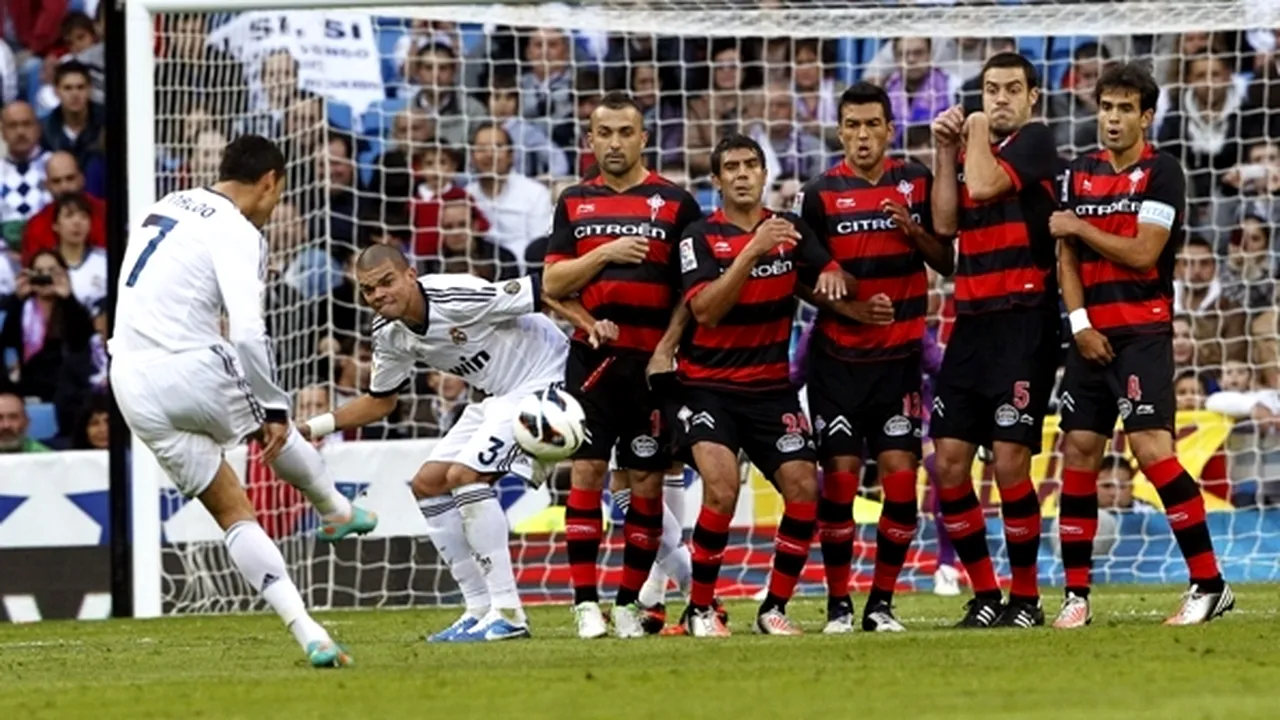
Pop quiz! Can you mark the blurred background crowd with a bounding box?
[1,1,1279,507]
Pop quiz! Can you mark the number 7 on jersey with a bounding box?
[126,214,179,287]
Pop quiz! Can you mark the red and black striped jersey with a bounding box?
[954,122,1060,315]
[799,157,932,362]
[1063,145,1185,336]
[678,209,837,391]
[545,171,703,353]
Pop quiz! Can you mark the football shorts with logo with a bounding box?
[564,342,670,471]
[674,385,816,480]
[1059,332,1175,436]
[930,305,1062,453]
[807,350,924,461]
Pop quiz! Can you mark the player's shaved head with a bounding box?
[356,243,410,273]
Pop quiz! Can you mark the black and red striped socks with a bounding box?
[565,487,603,604]
[689,506,733,608]
[869,469,919,606]
[613,493,663,607]
[761,500,817,613]
[1144,456,1224,592]
[938,481,1000,599]
[1000,478,1042,603]
[1059,467,1099,597]
[818,471,856,607]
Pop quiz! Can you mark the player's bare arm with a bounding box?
[1057,237,1114,364]
[882,199,954,276]
[544,295,619,348]
[688,217,798,327]
[542,236,649,299]
[796,283,894,326]
[930,105,963,236]
[960,112,1016,202]
[299,393,398,440]
[1049,209,1170,273]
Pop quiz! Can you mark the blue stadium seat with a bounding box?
[1047,35,1100,89]
[25,401,57,442]
[375,24,406,87]
[361,97,410,139]
[326,101,355,131]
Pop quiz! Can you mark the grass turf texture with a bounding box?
[0,584,1275,720]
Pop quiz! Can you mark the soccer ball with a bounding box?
[512,386,587,461]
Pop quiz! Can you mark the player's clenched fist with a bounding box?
[931,105,965,147]
[1048,210,1086,239]
[598,236,650,264]
[746,217,800,258]
[1074,327,1114,365]
[846,292,895,326]
[587,319,619,348]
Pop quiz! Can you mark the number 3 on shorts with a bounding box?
[477,436,504,465]
[126,214,179,287]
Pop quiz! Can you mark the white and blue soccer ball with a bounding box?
[512,386,587,461]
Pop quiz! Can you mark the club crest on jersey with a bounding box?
[504,280,521,294]
[897,180,914,200]
[647,194,666,221]
[1127,168,1145,193]
[450,327,467,345]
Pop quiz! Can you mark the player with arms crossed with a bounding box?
[678,134,846,636]
[1050,63,1233,627]
[542,91,704,639]
[930,53,1063,628]
[110,135,375,668]
[299,244,593,642]
[798,82,953,633]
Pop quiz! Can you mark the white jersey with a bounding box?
[110,187,289,414]
[369,273,567,398]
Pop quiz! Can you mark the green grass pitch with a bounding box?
[1,585,1275,720]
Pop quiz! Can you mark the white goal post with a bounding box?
[125,0,1280,619]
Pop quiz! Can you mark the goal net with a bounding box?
[128,0,1280,617]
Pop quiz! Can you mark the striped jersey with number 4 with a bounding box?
[367,273,568,399]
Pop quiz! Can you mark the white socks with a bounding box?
[225,520,329,649]
[269,428,352,520]
[454,483,524,621]
[639,472,691,607]
[418,495,491,617]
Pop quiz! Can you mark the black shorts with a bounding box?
[674,385,816,480]
[930,305,1061,453]
[806,350,923,462]
[564,342,670,471]
[1059,332,1175,436]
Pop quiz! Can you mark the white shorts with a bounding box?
[111,345,264,497]
[427,381,553,480]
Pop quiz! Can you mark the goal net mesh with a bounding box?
[146,0,1280,614]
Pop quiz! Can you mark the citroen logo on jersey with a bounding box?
[445,350,490,377]
[835,215,922,235]
[751,258,794,278]
[647,194,666,221]
[826,415,853,436]
[574,223,668,240]
[450,327,468,345]
[1075,199,1141,217]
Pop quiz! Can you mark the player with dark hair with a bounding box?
[1050,62,1232,628]
[111,135,373,667]
[542,90,705,639]
[798,81,953,633]
[929,52,1063,628]
[677,133,846,636]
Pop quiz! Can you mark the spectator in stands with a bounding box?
[0,391,49,453]
[420,197,516,281]
[0,256,14,298]
[411,34,486,148]
[54,295,106,433]
[70,391,108,450]
[568,69,605,174]
[410,370,469,436]
[411,142,488,260]
[882,37,954,147]
[309,131,363,251]
[0,250,92,402]
[751,81,825,181]
[1173,314,1197,373]
[274,200,341,301]
[1096,456,1158,514]
[184,127,226,189]
[1217,140,1280,232]
[1,2,66,59]
[1158,52,1253,220]
[0,102,51,251]
[1049,42,1112,156]
[466,123,553,269]
[392,22,463,96]
[20,151,103,266]
[1245,28,1280,141]
[682,41,754,179]
[905,125,934,170]
[1220,214,1279,384]
[959,37,1016,114]
[50,193,105,309]
[154,13,246,146]
[0,37,16,107]
[1175,369,1208,411]
[281,91,327,190]
[1220,359,1255,392]
[487,69,570,177]
[247,49,304,140]
[520,27,577,149]
[59,12,103,103]
[630,56,684,173]
[792,39,843,152]
[366,103,437,227]
[1174,236,1241,371]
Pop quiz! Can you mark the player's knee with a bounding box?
[990,445,1032,485]
[932,447,971,487]
[410,462,451,499]
[570,460,608,491]
[626,469,663,498]
[876,450,917,476]
[1062,431,1105,469]
[774,462,818,503]
[822,455,861,476]
[1128,430,1175,470]
[701,474,739,514]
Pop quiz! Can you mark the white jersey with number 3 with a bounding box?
[368,273,567,398]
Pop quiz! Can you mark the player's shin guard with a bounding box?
[418,495,491,616]
[871,469,919,605]
[268,428,352,519]
[938,482,1000,598]
[1000,478,1042,602]
[614,494,663,607]
[565,487,604,604]
[762,500,817,613]
[225,520,328,648]
[689,507,733,608]
[817,470,856,604]
[1143,456,1224,592]
[1059,468,1100,597]
[454,483,524,619]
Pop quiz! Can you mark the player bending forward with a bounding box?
[110,135,376,668]
[1051,63,1233,627]
[300,244,574,642]
[676,134,846,636]
[798,82,953,633]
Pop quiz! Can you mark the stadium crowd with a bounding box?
[1,5,1279,506]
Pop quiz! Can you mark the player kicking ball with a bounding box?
[299,244,581,642]
[675,134,846,637]
[110,135,376,668]
[1051,63,1234,627]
